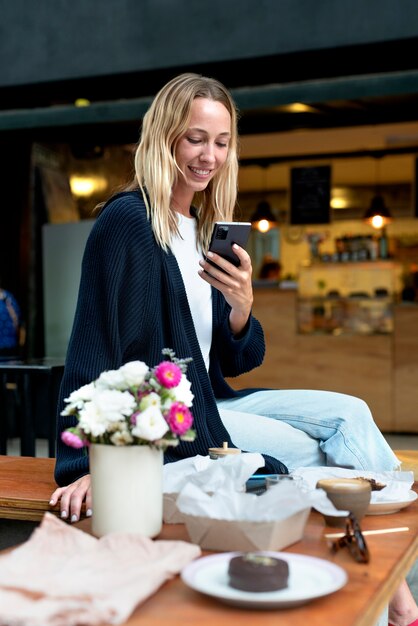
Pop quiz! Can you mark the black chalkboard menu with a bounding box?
[290,165,331,225]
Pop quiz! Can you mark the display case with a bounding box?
[297,261,402,335]
[297,295,393,334]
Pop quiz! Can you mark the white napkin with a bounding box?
[163,452,265,494]
[292,467,414,503]
[0,512,201,626]
[175,480,337,522]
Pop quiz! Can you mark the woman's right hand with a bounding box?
[49,474,92,523]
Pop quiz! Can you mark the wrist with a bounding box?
[229,308,251,335]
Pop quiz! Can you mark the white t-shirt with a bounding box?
[170,213,213,370]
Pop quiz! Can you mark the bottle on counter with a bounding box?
[367,235,379,261]
[378,228,389,259]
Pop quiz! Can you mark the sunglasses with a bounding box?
[331,513,370,564]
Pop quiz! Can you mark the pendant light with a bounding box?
[363,156,392,229]
[250,200,278,233]
[250,165,278,233]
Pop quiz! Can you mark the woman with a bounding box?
[50,74,416,624]
[51,71,400,515]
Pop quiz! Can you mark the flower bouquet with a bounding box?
[60,349,196,450]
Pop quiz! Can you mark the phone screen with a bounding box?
[208,222,251,267]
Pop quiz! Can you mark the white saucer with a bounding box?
[181,551,347,609]
[366,490,417,515]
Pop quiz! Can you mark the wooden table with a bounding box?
[0,455,61,520]
[0,455,417,626]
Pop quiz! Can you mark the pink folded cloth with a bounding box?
[0,512,201,626]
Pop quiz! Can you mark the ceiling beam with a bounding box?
[1,69,418,132]
[234,69,418,109]
[239,143,418,167]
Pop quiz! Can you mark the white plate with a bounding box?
[366,490,417,515]
[181,551,347,609]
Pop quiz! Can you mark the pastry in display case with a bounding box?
[297,262,400,335]
[297,294,393,335]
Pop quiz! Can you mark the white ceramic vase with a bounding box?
[89,444,163,538]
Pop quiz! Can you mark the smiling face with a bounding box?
[172,97,231,210]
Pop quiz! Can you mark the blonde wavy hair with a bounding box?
[133,73,239,252]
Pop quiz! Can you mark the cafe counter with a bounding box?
[226,288,418,433]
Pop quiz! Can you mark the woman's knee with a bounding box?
[333,393,373,423]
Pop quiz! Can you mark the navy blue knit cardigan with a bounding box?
[54,191,287,485]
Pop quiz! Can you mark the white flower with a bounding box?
[131,406,169,441]
[118,361,149,387]
[170,375,194,407]
[110,430,134,445]
[78,389,136,437]
[78,402,108,438]
[61,382,96,415]
[94,389,136,418]
[139,392,161,411]
[96,369,127,390]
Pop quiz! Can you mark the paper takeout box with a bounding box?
[162,453,265,524]
[163,493,184,524]
[182,507,311,552]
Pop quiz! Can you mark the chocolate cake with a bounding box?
[356,477,386,491]
[228,553,289,592]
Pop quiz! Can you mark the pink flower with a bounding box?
[61,430,85,449]
[130,412,139,425]
[155,361,182,388]
[166,402,193,435]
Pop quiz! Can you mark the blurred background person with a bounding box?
[258,254,282,281]
[0,281,25,357]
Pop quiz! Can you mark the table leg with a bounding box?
[19,373,36,456]
[46,370,61,458]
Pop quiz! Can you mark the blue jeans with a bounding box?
[217,389,400,472]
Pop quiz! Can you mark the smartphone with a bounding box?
[208,222,251,267]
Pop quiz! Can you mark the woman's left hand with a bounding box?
[49,474,92,523]
[199,244,253,334]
